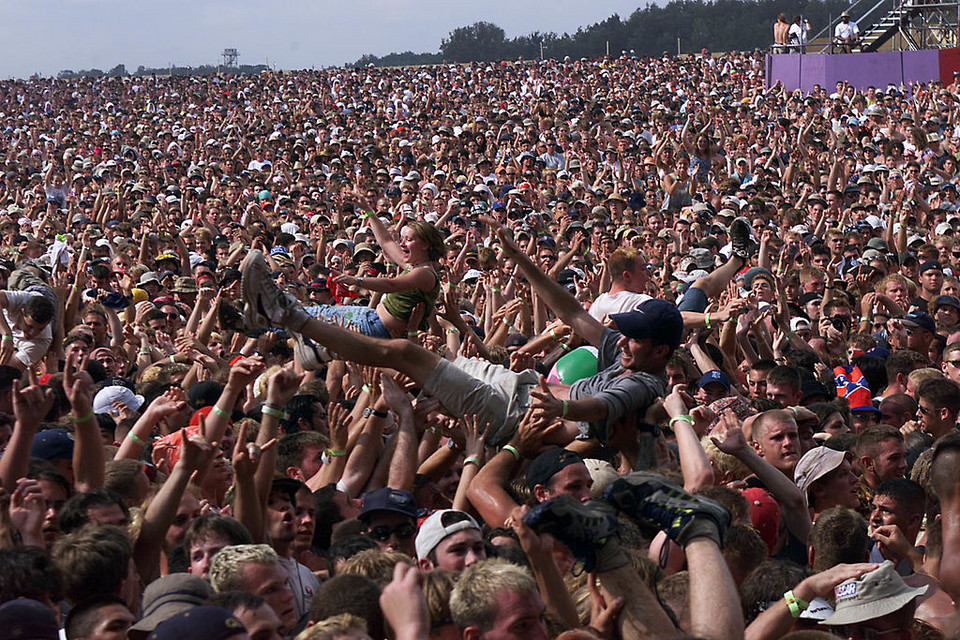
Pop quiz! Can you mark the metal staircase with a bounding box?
[860,6,912,50]
[805,0,958,52]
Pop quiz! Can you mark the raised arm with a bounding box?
[382,374,418,491]
[135,430,216,582]
[0,370,54,492]
[65,354,104,493]
[711,410,811,545]
[356,192,407,266]
[487,218,604,347]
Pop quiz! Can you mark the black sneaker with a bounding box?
[523,495,621,572]
[241,250,310,331]
[292,331,333,370]
[604,472,729,548]
[729,217,757,261]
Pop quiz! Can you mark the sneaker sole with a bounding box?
[605,473,729,540]
[292,331,329,370]
[523,495,618,571]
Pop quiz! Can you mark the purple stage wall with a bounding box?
[767,49,941,92]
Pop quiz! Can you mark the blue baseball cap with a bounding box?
[149,606,246,640]
[902,311,937,334]
[360,487,417,521]
[610,299,684,350]
[698,369,731,390]
[31,429,74,461]
[934,295,960,311]
[0,599,59,640]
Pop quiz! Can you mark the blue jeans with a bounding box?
[304,305,391,339]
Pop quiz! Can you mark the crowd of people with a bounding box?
[1,51,960,640]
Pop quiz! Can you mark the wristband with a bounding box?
[550,329,557,339]
[212,405,231,419]
[408,331,418,339]
[0,335,11,342]
[668,415,695,427]
[261,405,287,420]
[139,347,153,353]
[126,432,146,446]
[503,317,510,325]
[325,448,347,457]
[445,328,458,335]
[560,343,570,351]
[464,455,482,468]
[492,288,501,293]
[170,355,177,364]
[860,316,870,322]
[783,590,808,618]
[358,211,371,219]
[502,444,521,460]
[561,400,570,418]
[69,408,94,423]
[704,311,712,329]
[362,384,371,395]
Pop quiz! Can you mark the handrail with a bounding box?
[810,0,897,52]
[808,0,874,41]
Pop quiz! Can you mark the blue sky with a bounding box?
[0,1,645,78]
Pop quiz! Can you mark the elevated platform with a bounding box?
[804,0,959,53]
[766,46,960,90]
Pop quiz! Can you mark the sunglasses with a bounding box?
[367,522,417,542]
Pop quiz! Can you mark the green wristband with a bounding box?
[502,444,521,460]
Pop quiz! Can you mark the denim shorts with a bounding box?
[304,305,391,339]
[677,286,708,313]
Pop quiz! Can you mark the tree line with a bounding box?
[56,63,269,79]
[351,0,852,66]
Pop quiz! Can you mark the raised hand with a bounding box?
[63,352,95,418]
[326,401,351,451]
[379,563,430,640]
[710,408,749,455]
[462,415,490,461]
[380,372,412,418]
[150,387,189,419]
[588,573,626,640]
[179,420,218,474]
[265,363,304,407]
[8,477,45,544]
[230,420,276,477]
[228,355,266,389]
[530,376,564,425]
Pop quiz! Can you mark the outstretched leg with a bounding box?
[682,217,754,306]
[241,250,440,385]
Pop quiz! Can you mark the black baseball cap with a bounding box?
[526,449,584,490]
[360,487,417,521]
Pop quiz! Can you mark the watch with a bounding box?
[363,407,388,419]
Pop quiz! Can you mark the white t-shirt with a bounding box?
[3,290,52,366]
[588,290,652,322]
[278,555,321,628]
[835,21,859,40]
